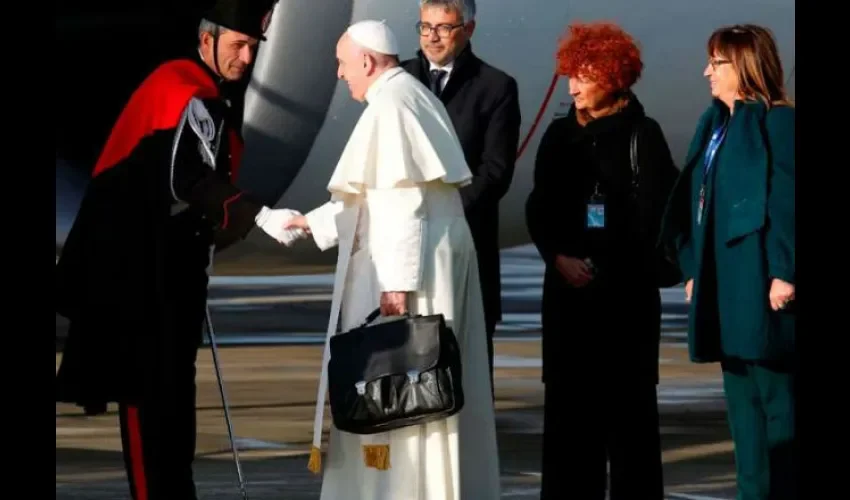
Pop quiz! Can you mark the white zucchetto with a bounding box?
[346,19,399,56]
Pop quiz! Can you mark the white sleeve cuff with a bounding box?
[305,201,344,251]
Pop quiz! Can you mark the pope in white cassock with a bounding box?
[283,18,501,500]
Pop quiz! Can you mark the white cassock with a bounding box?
[304,66,501,500]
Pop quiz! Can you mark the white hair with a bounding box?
[419,0,476,22]
[198,18,228,38]
[349,40,400,68]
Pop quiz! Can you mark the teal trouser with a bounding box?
[721,359,797,500]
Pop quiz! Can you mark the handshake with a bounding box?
[254,207,311,247]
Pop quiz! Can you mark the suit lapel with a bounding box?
[438,46,477,103]
[408,52,431,87]
[438,70,461,102]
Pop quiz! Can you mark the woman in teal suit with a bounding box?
[660,24,796,500]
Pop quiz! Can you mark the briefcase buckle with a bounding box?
[355,381,367,395]
[406,370,420,383]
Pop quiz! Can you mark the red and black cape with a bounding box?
[56,58,254,408]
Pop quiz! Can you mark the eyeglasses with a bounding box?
[416,21,464,38]
[708,58,731,70]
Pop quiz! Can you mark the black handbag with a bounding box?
[327,308,465,435]
[629,121,684,288]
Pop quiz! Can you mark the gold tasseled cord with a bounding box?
[307,446,322,474]
[362,444,391,470]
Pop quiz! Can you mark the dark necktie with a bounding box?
[429,69,447,97]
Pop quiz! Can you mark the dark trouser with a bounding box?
[118,330,201,500]
[119,228,209,500]
[538,268,662,498]
[540,378,663,500]
[721,358,797,500]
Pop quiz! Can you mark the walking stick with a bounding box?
[204,305,249,500]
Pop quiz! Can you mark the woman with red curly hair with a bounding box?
[525,21,680,499]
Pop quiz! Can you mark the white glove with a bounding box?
[255,207,308,246]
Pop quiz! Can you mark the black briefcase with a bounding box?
[327,308,465,435]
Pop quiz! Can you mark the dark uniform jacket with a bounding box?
[55,54,264,410]
[401,44,521,332]
[660,99,795,364]
[526,96,679,383]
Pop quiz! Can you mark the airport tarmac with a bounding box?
[56,246,737,499]
[56,342,734,500]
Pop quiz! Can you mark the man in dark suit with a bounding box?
[401,0,522,396]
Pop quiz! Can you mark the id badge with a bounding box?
[586,197,605,229]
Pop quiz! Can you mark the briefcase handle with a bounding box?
[357,308,413,329]
[361,308,382,326]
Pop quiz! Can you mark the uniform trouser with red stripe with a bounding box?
[117,221,211,499]
[118,336,200,500]
[118,264,205,498]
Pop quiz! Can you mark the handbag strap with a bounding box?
[629,120,641,196]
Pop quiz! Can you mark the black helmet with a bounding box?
[203,0,279,40]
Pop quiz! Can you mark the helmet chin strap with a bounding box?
[212,25,224,80]
[198,28,225,83]
[198,26,236,105]
[213,24,224,80]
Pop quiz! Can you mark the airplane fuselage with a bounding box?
[56,0,795,275]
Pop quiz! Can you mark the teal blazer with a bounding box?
[660,99,795,363]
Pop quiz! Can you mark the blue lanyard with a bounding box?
[696,121,728,226]
[702,122,728,181]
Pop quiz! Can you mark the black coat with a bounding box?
[525,96,679,383]
[55,56,264,410]
[401,44,521,332]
